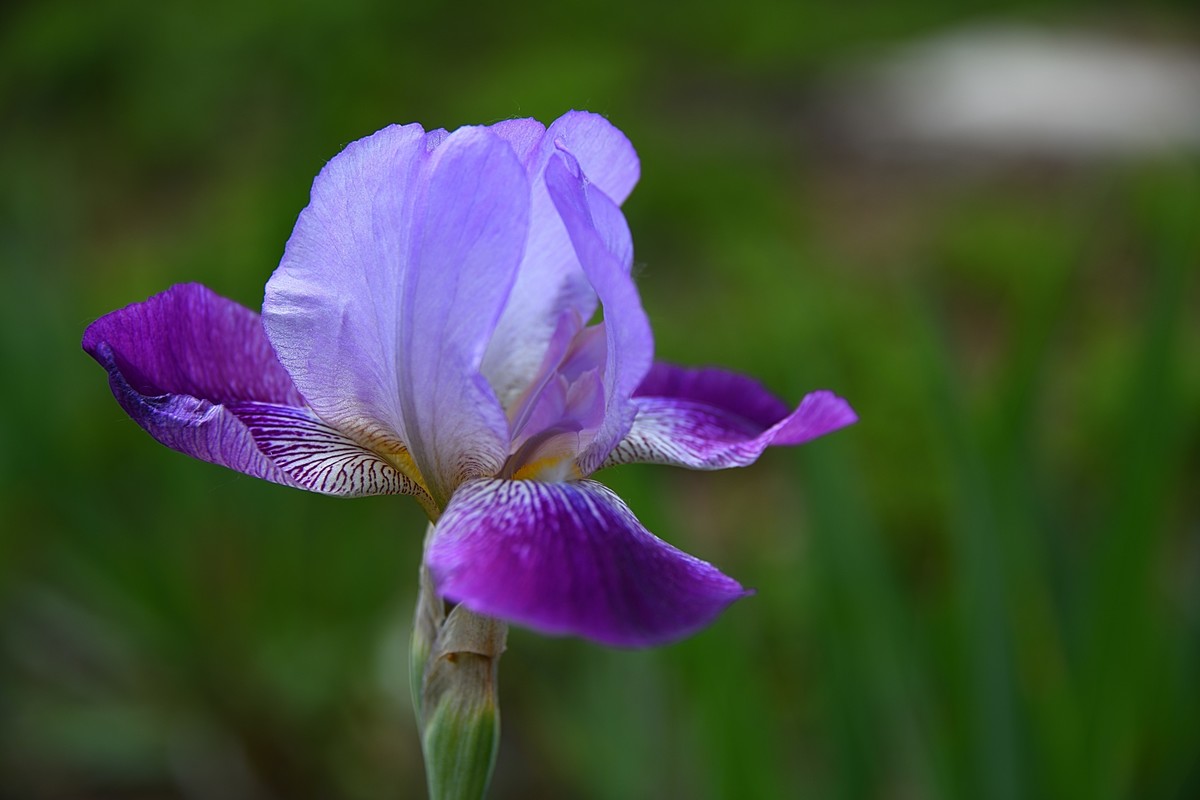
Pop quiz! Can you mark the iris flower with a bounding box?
[83,111,856,648]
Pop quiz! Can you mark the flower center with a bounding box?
[500,311,607,480]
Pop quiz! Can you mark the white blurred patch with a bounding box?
[829,24,1200,160]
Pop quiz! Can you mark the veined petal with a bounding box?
[396,126,530,503]
[81,284,301,488]
[603,363,858,470]
[482,111,640,407]
[87,356,296,486]
[426,478,748,647]
[83,284,427,499]
[545,151,653,475]
[232,403,429,498]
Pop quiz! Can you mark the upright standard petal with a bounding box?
[265,124,431,455]
[83,284,425,498]
[266,124,530,505]
[426,478,749,647]
[482,112,641,407]
[544,150,653,475]
[603,363,858,470]
[395,126,530,504]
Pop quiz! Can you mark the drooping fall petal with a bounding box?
[232,403,428,497]
[602,362,857,470]
[426,478,749,647]
[84,284,425,498]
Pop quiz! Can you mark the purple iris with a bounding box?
[83,111,856,647]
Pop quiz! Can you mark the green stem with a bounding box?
[412,526,507,800]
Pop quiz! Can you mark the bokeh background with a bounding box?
[2,1,1198,798]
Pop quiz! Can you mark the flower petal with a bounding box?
[266,124,530,504]
[487,117,546,165]
[543,111,641,206]
[482,112,640,407]
[84,283,304,407]
[544,150,653,475]
[83,284,426,498]
[603,363,858,470]
[232,402,428,498]
[265,123,430,457]
[82,284,303,487]
[395,126,530,503]
[87,358,296,485]
[426,478,748,647]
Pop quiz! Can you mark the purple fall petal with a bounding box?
[232,403,427,497]
[482,111,640,407]
[427,478,749,647]
[634,361,791,428]
[83,284,426,498]
[603,362,858,470]
[544,151,653,476]
[82,284,301,486]
[84,283,303,407]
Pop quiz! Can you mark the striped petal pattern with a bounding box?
[602,363,857,470]
[233,403,428,498]
[83,284,428,500]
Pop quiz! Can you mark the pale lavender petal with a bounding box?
[603,363,857,470]
[265,124,530,504]
[507,318,609,458]
[396,126,530,503]
[482,111,640,407]
[545,151,653,475]
[427,478,749,647]
[488,118,546,165]
[510,367,607,467]
[264,123,430,456]
[542,111,641,205]
[505,309,581,444]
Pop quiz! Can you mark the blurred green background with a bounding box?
[2,0,1198,798]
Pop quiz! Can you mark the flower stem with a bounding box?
[412,527,507,800]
